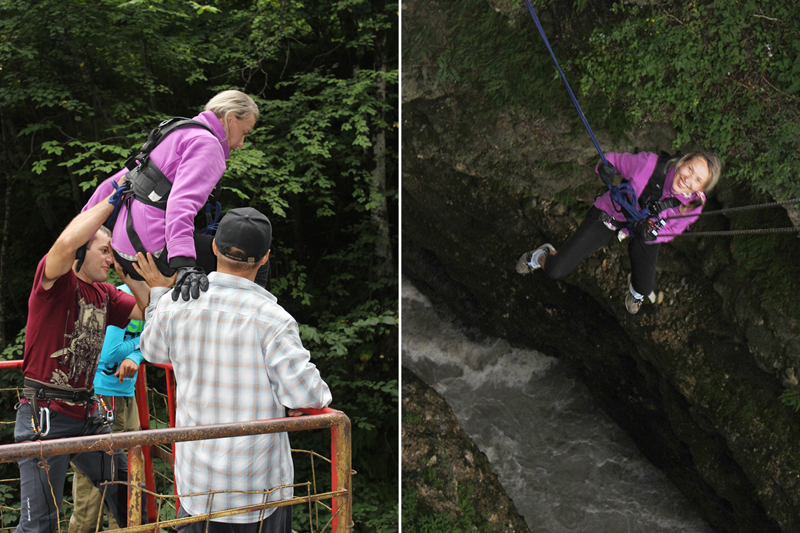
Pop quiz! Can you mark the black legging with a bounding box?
[543,207,660,296]
[114,232,270,288]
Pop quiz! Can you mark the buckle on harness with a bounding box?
[598,211,618,232]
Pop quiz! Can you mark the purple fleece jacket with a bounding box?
[83,110,230,263]
[593,151,705,244]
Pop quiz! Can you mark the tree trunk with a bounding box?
[370,0,394,279]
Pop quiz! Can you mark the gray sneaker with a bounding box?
[625,292,644,314]
[625,273,644,314]
[516,244,556,274]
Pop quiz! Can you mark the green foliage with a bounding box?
[0,0,397,531]
[579,1,800,196]
[0,483,19,527]
[402,484,495,533]
[780,388,800,412]
[403,0,564,111]
[1,329,24,361]
[353,484,399,533]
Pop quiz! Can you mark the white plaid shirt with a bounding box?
[140,272,332,523]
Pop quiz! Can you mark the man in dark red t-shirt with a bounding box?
[14,182,173,533]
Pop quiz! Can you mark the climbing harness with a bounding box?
[20,379,95,439]
[602,152,682,241]
[523,1,800,239]
[115,117,222,269]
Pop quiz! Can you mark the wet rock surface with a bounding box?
[401,1,800,532]
[402,369,533,533]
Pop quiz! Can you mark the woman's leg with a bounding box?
[543,207,616,280]
[627,239,660,297]
[193,233,217,275]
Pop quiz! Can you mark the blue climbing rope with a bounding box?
[523,0,608,166]
[107,180,129,228]
[200,201,223,235]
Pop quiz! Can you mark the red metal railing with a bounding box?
[0,359,353,531]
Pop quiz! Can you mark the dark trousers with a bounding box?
[14,403,124,533]
[115,233,270,288]
[543,207,660,296]
[176,505,292,533]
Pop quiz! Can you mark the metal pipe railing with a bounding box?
[0,359,353,532]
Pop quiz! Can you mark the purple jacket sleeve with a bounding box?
[156,133,227,262]
[598,152,658,194]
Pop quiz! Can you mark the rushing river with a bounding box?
[402,281,714,533]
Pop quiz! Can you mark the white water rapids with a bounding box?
[402,281,714,533]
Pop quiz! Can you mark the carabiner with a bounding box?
[99,396,114,425]
[38,407,51,437]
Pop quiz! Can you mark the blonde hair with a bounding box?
[205,90,259,139]
[668,150,722,209]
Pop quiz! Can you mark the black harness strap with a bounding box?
[604,152,682,239]
[23,378,94,403]
[124,118,215,209]
[120,118,217,273]
[638,152,673,209]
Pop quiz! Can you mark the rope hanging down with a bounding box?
[523,0,607,166]
[523,0,659,236]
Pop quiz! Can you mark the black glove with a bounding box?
[598,162,618,185]
[171,267,209,301]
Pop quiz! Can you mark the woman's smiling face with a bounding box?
[672,156,711,195]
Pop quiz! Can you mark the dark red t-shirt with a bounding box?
[23,255,136,419]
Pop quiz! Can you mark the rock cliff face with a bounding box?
[401,2,800,532]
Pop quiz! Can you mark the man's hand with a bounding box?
[131,252,177,289]
[171,266,209,301]
[115,358,139,383]
[287,409,305,417]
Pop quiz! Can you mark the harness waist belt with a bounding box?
[23,378,94,404]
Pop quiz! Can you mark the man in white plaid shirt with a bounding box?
[134,207,332,533]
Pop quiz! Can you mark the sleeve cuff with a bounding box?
[168,255,196,269]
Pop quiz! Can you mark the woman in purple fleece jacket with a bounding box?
[83,90,259,299]
[517,151,722,314]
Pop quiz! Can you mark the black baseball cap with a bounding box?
[214,207,272,263]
